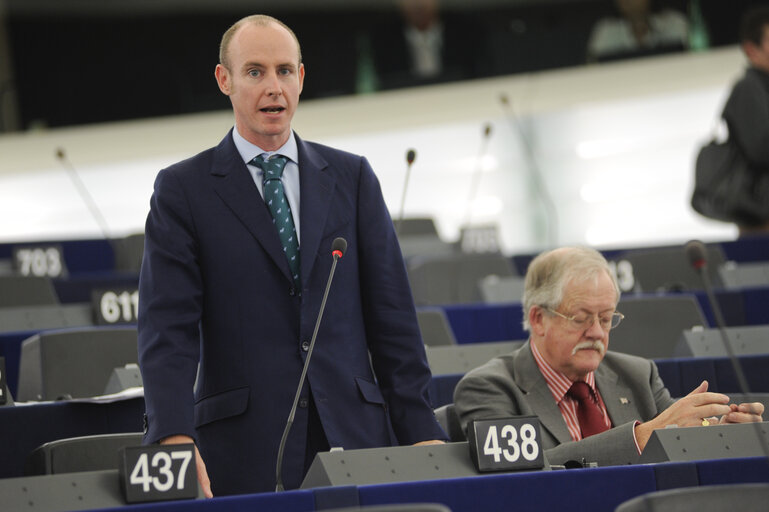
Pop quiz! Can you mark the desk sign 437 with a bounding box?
[119,444,198,503]
[467,416,545,472]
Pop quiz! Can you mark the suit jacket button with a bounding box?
[301,341,310,352]
[288,286,296,296]
[299,398,309,408]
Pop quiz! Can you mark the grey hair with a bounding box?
[521,246,620,332]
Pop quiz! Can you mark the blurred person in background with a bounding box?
[587,0,689,62]
[722,5,769,236]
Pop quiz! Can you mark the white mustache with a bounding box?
[571,340,606,356]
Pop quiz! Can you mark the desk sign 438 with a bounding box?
[119,444,198,503]
[467,416,545,472]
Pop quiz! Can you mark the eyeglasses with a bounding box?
[543,307,624,332]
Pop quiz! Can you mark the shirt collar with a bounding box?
[232,126,299,166]
[529,339,597,403]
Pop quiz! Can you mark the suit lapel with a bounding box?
[514,343,573,445]
[209,131,294,283]
[596,358,638,427]
[296,135,336,283]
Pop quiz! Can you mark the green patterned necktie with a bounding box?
[252,154,300,289]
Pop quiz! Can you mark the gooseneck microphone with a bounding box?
[395,148,417,237]
[685,240,752,393]
[56,147,111,239]
[685,240,769,459]
[275,237,347,491]
[499,93,559,247]
[462,123,493,227]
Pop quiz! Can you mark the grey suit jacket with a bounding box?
[454,341,675,466]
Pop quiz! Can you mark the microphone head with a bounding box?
[685,240,707,271]
[406,149,416,165]
[331,237,347,257]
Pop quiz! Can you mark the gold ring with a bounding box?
[701,418,710,426]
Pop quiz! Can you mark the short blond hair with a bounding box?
[219,14,303,70]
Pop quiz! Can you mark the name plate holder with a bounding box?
[12,245,67,278]
[92,287,139,325]
[301,442,480,488]
[639,422,769,463]
[119,443,198,503]
[467,416,546,473]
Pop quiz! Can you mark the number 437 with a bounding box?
[129,451,192,492]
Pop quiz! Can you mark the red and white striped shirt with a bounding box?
[530,341,612,441]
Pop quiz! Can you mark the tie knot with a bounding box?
[567,381,593,402]
[252,154,288,181]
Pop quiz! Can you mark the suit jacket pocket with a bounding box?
[194,386,250,428]
[355,377,385,407]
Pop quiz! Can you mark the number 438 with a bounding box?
[483,423,540,463]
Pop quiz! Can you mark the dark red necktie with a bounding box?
[567,381,610,438]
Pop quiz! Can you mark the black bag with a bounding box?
[691,138,769,226]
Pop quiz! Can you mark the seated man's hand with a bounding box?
[635,380,732,450]
[718,401,764,424]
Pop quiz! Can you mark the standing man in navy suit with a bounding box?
[138,14,445,497]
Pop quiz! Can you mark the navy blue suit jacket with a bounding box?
[138,131,445,495]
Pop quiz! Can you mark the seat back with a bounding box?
[408,253,516,305]
[417,309,457,346]
[425,340,523,375]
[0,303,93,333]
[616,483,769,512]
[433,403,465,442]
[17,326,138,401]
[25,432,143,475]
[719,261,769,289]
[0,276,59,307]
[675,325,769,357]
[610,296,707,359]
[110,233,145,273]
[479,275,526,304]
[615,244,726,293]
[396,217,440,237]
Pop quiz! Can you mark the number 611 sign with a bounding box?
[119,444,199,503]
[467,416,546,472]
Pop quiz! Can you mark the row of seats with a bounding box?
[2,296,768,402]
[0,234,144,276]
[4,318,768,407]
[2,228,769,308]
[3,352,769,480]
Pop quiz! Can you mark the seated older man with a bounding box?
[454,246,764,466]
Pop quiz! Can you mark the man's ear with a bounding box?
[742,41,760,65]
[529,306,546,337]
[215,64,231,95]
[298,63,305,96]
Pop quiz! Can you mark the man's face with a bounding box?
[215,22,304,151]
[531,271,618,382]
[745,24,769,73]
